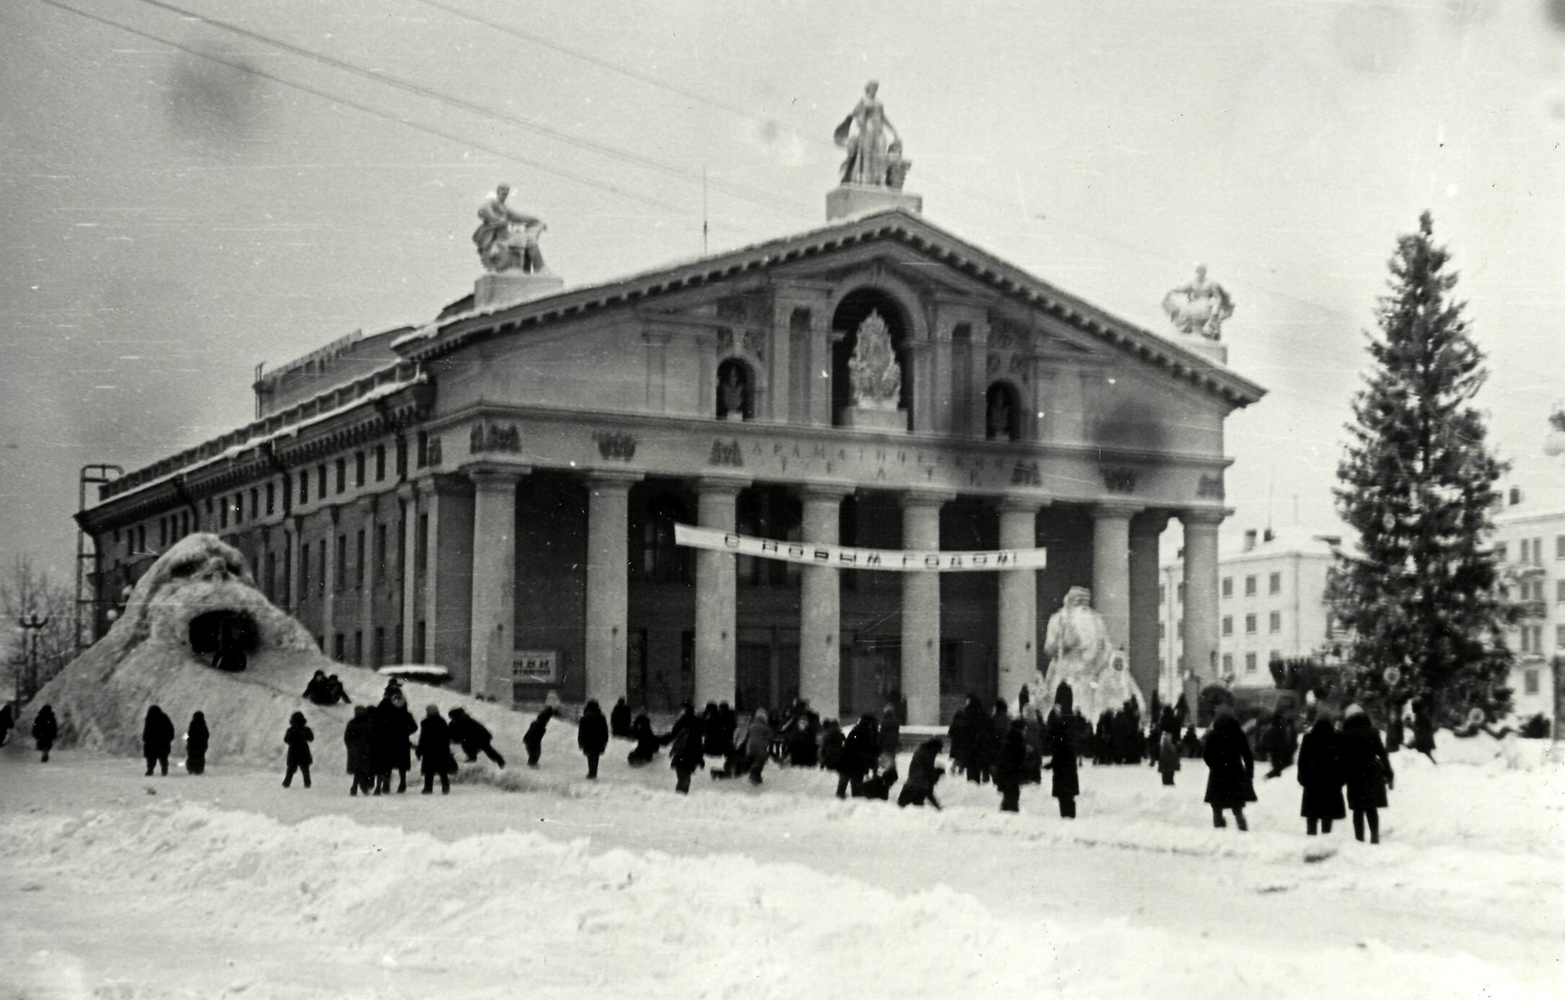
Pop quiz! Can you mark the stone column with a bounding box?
[800,486,850,719]
[1091,502,1141,655]
[322,505,340,654]
[695,478,748,706]
[996,497,1044,710]
[468,466,525,702]
[397,483,418,661]
[360,497,378,665]
[584,473,640,706]
[901,490,951,725]
[1128,510,1172,708]
[1180,509,1225,702]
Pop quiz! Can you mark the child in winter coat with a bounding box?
[896,738,944,809]
[417,705,458,794]
[1157,729,1180,786]
[283,711,313,788]
[523,706,554,767]
[32,704,58,762]
[1339,704,1393,843]
[185,711,209,775]
[577,700,609,779]
[1296,714,1346,836]
[142,705,175,777]
[343,705,377,795]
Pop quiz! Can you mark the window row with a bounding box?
[1219,611,1285,636]
[318,625,402,669]
[1220,651,1280,676]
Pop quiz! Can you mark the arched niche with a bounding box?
[830,288,915,426]
[985,381,1023,441]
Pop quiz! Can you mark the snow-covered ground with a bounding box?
[3,723,1562,999]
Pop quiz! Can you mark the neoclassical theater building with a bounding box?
[78,168,1264,725]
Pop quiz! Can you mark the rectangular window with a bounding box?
[1496,542,1507,562]
[1556,624,1565,649]
[1221,616,1233,636]
[1535,537,1544,565]
[333,633,345,661]
[1245,613,1257,634]
[396,437,408,477]
[158,518,166,548]
[1245,652,1257,674]
[375,444,386,482]
[265,552,276,600]
[299,470,310,505]
[233,494,243,526]
[336,534,347,592]
[220,500,229,529]
[1177,619,1184,638]
[282,545,291,607]
[416,514,429,575]
[354,630,363,665]
[1177,582,1186,603]
[375,524,388,574]
[1521,628,1531,653]
[266,483,275,515]
[355,529,365,588]
[1524,669,1539,695]
[250,488,259,521]
[300,545,310,601]
[355,451,366,488]
[1221,577,1232,598]
[317,464,327,500]
[318,540,327,596]
[1245,575,1257,596]
[1557,535,1565,559]
[335,458,346,494]
[416,432,429,468]
[1269,611,1281,633]
[396,513,406,583]
[1269,572,1281,595]
[373,627,384,668]
[1222,653,1233,674]
[1159,584,1166,606]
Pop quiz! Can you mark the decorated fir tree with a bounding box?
[1330,212,1516,720]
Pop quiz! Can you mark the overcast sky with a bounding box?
[2,0,1562,583]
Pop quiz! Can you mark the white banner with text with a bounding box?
[673,524,1047,572]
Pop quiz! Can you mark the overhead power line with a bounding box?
[39,0,720,222]
[122,0,814,220]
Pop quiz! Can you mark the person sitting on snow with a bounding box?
[854,752,900,801]
[626,712,661,766]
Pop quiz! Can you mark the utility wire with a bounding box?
[122,0,815,220]
[39,0,721,223]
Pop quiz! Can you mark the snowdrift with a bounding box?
[20,533,516,774]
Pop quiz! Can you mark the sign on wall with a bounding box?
[512,650,558,684]
[674,524,1047,572]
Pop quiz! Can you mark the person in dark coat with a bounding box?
[785,707,819,767]
[1,702,15,746]
[1203,706,1256,830]
[627,712,660,766]
[994,718,1029,813]
[700,702,725,756]
[283,710,313,788]
[185,711,209,775]
[948,693,979,780]
[32,704,58,762]
[142,705,175,777]
[1263,709,1297,779]
[837,714,879,798]
[877,702,901,772]
[343,705,377,795]
[302,670,332,705]
[897,738,945,809]
[1339,704,1392,843]
[669,713,705,794]
[819,718,845,772]
[1173,693,1190,734]
[1411,699,1437,765]
[416,704,457,794]
[1045,709,1080,818]
[577,699,609,779]
[1179,725,1202,759]
[1158,727,1181,786]
[990,698,1013,772]
[610,697,633,739]
[1296,714,1346,835]
[372,686,418,793]
[447,708,505,767]
[854,752,900,800]
[523,706,554,767]
[1385,700,1405,754]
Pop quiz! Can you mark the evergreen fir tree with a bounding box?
[1330,212,1516,720]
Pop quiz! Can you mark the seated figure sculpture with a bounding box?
[473,184,547,274]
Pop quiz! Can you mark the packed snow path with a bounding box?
[3,736,1560,999]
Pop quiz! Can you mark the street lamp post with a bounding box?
[18,611,50,705]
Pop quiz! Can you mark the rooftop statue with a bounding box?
[833,81,905,188]
[847,311,902,410]
[473,184,548,274]
[1162,264,1234,341]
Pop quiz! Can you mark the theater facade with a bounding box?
[78,189,1264,725]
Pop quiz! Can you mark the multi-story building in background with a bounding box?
[1492,486,1563,724]
[1157,526,1342,700]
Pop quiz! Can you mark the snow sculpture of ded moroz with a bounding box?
[1030,586,1145,723]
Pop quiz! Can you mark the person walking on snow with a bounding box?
[610,697,632,739]
[447,707,506,768]
[1339,704,1393,844]
[994,717,1029,813]
[32,704,57,762]
[1296,712,1346,836]
[283,711,313,788]
[742,709,773,785]
[184,711,209,775]
[1157,725,1181,786]
[142,705,175,777]
[523,705,554,767]
[416,704,457,794]
[878,702,901,774]
[1263,709,1297,779]
[373,684,418,794]
[1203,705,1257,831]
[670,711,706,794]
[577,699,608,779]
[1410,699,1437,765]
[837,713,879,798]
[343,705,377,796]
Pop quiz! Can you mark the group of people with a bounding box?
[302,671,353,707]
[315,680,508,796]
[137,705,208,777]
